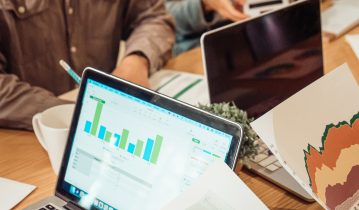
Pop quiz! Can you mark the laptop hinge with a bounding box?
[63,201,84,210]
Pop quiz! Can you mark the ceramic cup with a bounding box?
[32,104,75,175]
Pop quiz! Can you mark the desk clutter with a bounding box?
[2,0,359,209]
[29,64,359,210]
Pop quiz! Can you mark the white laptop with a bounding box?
[201,0,323,202]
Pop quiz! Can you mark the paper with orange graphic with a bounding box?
[251,64,359,210]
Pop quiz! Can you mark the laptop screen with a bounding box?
[58,76,237,210]
[202,0,323,119]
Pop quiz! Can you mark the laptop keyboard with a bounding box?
[250,139,283,172]
[38,204,62,210]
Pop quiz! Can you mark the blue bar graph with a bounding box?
[143,138,154,161]
[128,143,135,154]
[70,185,76,194]
[114,134,121,147]
[84,121,92,133]
[98,126,106,140]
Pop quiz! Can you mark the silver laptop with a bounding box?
[25,68,242,210]
[201,0,323,202]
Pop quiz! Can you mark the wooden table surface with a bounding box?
[1,19,358,210]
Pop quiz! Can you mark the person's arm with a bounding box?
[166,0,223,37]
[112,0,175,86]
[166,0,247,54]
[0,52,70,130]
[167,0,247,36]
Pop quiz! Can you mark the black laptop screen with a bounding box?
[203,0,323,119]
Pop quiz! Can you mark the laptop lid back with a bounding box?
[55,68,242,210]
[202,0,323,119]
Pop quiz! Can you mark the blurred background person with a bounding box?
[166,0,247,55]
[0,0,174,130]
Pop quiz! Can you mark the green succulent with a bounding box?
[199,102,259,163]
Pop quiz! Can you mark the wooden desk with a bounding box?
[1,26,358,210]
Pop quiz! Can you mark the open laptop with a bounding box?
[201,0,323,202]
[25,68,242,210]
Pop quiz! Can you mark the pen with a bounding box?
[59,59,81,84]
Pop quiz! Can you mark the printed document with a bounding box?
[161,160,268,210]
[251,64,359,210]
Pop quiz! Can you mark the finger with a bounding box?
[218,9,242,22]
[219,9,247,22]
[227,12,247,21]
[222,0,248,20]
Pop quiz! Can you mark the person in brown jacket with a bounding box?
[0,0,175,130]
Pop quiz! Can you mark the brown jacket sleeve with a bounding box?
[0,52,70,130]
[123,0,175,74]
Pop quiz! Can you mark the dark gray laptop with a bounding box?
[25,68,242,210]
[201,0,322,202]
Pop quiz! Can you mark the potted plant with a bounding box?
[199,102,259,169]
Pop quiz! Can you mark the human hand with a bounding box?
[112,54,150,88]
[202,0,248,21]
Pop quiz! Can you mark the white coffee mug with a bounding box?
[32,104,75,175]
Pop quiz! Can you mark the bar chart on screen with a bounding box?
[83,95,163,165]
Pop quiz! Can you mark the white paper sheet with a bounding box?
[0,177,36,210]
[58,69,210,106]
[251,64,359,209]
[346,34,359,60]
[149,70,209,106]
[321,3,359,37]
[161,160,268,210]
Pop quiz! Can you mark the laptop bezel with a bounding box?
[54,67,243,206]
[200,0,319,106]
